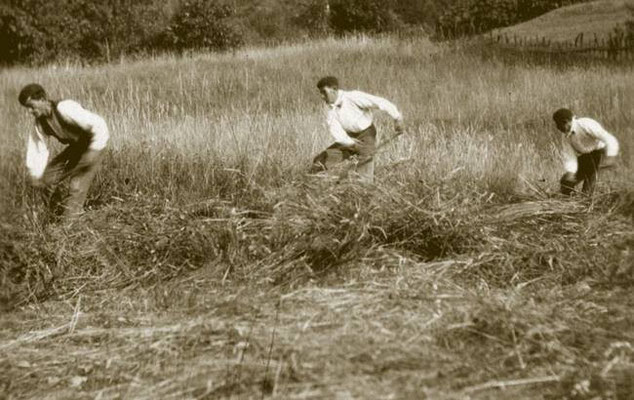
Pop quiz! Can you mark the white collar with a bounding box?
[331,90,344,108]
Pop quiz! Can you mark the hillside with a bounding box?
[492,0,634,43]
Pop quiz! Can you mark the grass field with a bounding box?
[1,33,633,399]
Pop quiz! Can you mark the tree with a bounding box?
[329,0,401,34]
[164,0,242,52]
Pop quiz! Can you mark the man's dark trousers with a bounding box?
[560,149,604,195]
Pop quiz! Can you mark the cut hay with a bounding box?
[489,198,588,222]
[1,180,632,399]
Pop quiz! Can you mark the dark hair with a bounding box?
[317,76,339,90]
[18,83,47,106]
[552,108,574,125]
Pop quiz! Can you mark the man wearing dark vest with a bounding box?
[18,83,109,219]
[312,76,404,183]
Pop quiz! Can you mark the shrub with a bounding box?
[392,0,442,28]
[626,19,634,47]
[293,0,331,36]
[0,3,41,65]
[328,0,402,34]
[162,0,242,52]
[0,0,170,65]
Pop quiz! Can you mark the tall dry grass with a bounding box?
[1,36,631,211]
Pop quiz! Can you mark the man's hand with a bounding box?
[394,119,405,135]
[30,176,46,188]
[561,172,576,183]
[601,155,617,169]
[341,138,362,152]
[78,149,101,168]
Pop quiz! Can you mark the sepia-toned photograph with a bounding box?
[1,0,632,398]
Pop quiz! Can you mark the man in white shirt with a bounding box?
[552,108,619,195]
[19,83,109,219]
[311,76,404,183]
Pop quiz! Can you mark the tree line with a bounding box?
[0,0,590,65]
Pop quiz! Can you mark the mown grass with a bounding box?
[0,35,633,399]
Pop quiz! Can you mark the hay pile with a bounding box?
[1,181,633,398]
[2,180,632,306]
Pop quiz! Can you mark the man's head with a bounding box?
[553,108,574,133]
[19,83,51,118]
[317,76,339,105]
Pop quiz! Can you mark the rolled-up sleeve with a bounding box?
[56,100,109,151]
[348,90,402,121]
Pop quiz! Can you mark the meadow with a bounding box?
[0,35,633,399]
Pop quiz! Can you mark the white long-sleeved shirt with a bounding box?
[561,117,619,173]
[26,100,109,179]
[326,90,402,146]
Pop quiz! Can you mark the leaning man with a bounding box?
[552,108,619,195]
[312,76,404,183]
[18,83,109,219]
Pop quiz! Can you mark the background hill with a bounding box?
[492,0,634,43]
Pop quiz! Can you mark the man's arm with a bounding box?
[26,124,50,181]
[562,139,578,175]
[327,110,357,147]
[56,100,109,151]
[581,118,619,166]
[348,90,403,124]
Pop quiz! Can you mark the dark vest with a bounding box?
[37,100,90,146]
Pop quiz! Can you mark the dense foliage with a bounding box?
[328,0,401,34]
[293,0,444,35]
[0,0,168,64]
[0,0,239,65]
[0,0,595,65]
[162,0,242,52]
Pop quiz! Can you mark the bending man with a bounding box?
[552,108,619,195]
[19,83,109,219]
[312,76,404,183]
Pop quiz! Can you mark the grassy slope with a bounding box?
[493,0,634,42]
[0,35,633,399]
